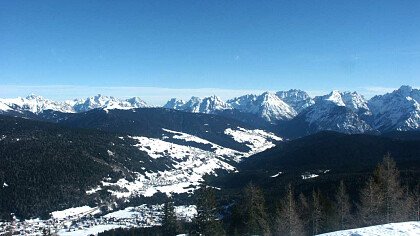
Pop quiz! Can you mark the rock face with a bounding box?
[164,95,231,114]
[276,89,315,113]
[368,85,420,131]
[279,90,373,138]
[227,92,297,123]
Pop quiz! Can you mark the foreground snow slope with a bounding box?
[318,221,420,236]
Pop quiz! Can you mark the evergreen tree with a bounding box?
[298,192,311,233]
[334,180,352,230]
[242,182,270,236]
[311,189,323,235]
[274,184,304,236]
[195,186,225,236]
[411,184,420,221]
[358,154,411,226]
[162,201,178,236]
[375,154,409,223]
[358,177,383,226]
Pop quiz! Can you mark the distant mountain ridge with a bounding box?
[0,94,148,114]
[1,85,419,136]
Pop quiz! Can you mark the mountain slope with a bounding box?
[227,92,297,123]
[280,91,373,138]
[163,96,231,114]
[0,110,282,219]
[276,89,315,113]
[0,115,164,219]
[368,85,420,132]
[55,108,272,152]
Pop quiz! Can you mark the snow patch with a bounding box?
[301,174,319,180]
[317,221,420,236]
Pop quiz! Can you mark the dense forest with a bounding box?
[0,115,170,219]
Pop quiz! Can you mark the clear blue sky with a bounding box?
[1,1,419,104]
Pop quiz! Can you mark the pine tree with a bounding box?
[274,184,304,236]
[358,176,383,226]
[298,192,310,233]
[162,201,178,236]
[358,154,410,226]
[195,186,225,236]
[242,182,270,236]
[412,184,420,221]
[311,189,323,235]
[335,180,352,230]
[375,154,409,223]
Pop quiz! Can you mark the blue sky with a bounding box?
[1,1,419,104]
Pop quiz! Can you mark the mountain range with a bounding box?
[1,86,418,138]
[0,85,419,232]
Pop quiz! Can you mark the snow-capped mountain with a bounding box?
[164,95,232,114]
[0,94,75,114]
[308,91,372,132]
[163,98,186,110]
[281,91,373,138]
[341,91,371,115]
[313,90,370,114]
[227,92,297,123]
[0,94,149,114]
[276,89,315,113]
[72,94,148,112]
[368,85,420,131]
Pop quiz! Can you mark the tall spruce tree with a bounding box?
[195,186,225,236]
[358,154,410,226]
[311,189,323,235]
[334,180,352,230]
[375,154,409,223]
[358,176,383,226]
[162,201,178,236]
[242,182,270,236]
[298,193,311,233]
[411,184,420,221]
[274,184,304,236]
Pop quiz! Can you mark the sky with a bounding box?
[1,0,419,105]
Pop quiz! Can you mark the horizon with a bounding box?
[0,84,417,106]
[1,1,420,105]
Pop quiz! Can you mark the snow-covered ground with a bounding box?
[0,204,196,236]
[86,127,281,199]
[318,221,420,236]
[0,127,280,236]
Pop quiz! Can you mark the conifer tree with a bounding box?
[242,182,270,236]
[311,189,323,235]
[358,154,410,226]
[162,200,178,236]
[298,192,311,233]
[335,180,352,230]
[375,154,409,223]
[195,186,225,236]
[274,184,304,236]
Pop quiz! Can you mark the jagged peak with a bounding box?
[25,94,45,100]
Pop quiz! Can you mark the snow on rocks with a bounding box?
[317,221,420,236]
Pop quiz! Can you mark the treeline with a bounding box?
[226,155,419,235]
[101,154,419,236]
